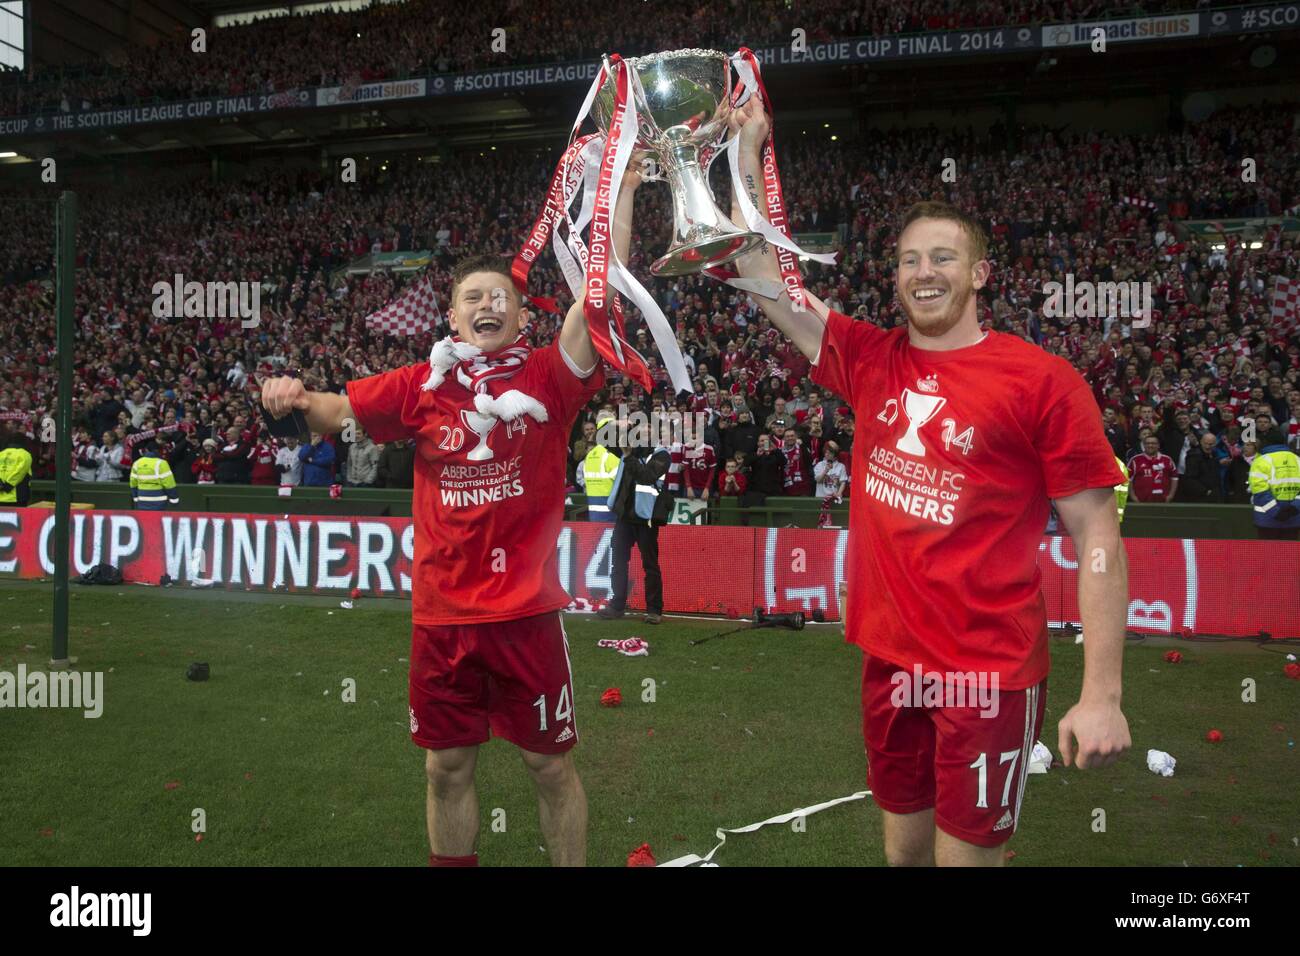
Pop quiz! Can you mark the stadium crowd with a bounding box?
[0,0,1252,117]
[1,97,1297,511]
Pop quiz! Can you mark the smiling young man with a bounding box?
[725,95,1131,866]
[260,171,644,866]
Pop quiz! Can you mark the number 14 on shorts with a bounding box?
[533,685,573,732]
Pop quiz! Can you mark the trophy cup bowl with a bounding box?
[460,408,498,462]
[895,389,946,457]
[592,49,764,277]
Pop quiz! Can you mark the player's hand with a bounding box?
[727,89,769,155]
[623,149,651,191]
[1058,699,1130,769]
[261,376,310,418]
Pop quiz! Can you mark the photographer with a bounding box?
[598,436,674,626]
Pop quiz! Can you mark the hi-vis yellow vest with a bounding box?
[1113,456,1129,523]
[1249,446,1300,528]
[0,447,33,504]
[129,455,179,507]
[1248,448,1300,501]
[583,444,620,500]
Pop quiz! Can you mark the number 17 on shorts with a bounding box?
[861,654,1047,847]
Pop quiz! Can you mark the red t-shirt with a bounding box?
[1127,452,1176,502]
[346,343,603,625]
[682,444,717,494]
[719,469,747,496]
[813,310,1123,690]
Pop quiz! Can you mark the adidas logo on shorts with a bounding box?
[554,725,574,744]
[993,809,1014,832]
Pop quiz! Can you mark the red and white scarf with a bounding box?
[782,441,806,490]
[421,334,548,423]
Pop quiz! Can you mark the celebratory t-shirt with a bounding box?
[813,310,1123,689]
[346,343,602,625]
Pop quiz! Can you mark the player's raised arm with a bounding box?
[1053,486,1132,770]
[725,92,829,362]
[559,150,646,372]
[261,375,353,435]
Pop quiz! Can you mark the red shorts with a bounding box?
[409,611,578,754]
[861,652,1047,848]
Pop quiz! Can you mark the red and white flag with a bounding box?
[364,273,443,336]
[1270,275,1299,338]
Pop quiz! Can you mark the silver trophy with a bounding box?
[593,49,764,277]
[896,389,946,458]
[460,409,499,462]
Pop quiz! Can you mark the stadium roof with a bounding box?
[31,1,349,68]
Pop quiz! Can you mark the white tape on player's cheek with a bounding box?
[657,790,871,867]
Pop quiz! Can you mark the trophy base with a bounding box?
[650,231,766,277]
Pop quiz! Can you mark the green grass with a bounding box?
[0,578,1295,867]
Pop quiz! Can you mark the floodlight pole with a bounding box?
[51,190,76,669]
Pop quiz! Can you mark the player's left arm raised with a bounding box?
[1053,487,1132,770]
[558,151,646,373]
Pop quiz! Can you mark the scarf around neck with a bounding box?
[420,333,548,423]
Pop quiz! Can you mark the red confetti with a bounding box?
[673,834,686,842]
[1163,650,1183,664]
[646,728,654,736]
[1285,663,1300,680]
[626,843,656,867]
[164,781,181,790]
[1150,794,1168,806]
[195,834,203,843]
[1004,850,1016,862]
[1273,723,1286,733]
[1228,774,1238,785]
[600,687,622,707]
[1260,850,1272,861]
[244,772,254,781]
[1206,729,1223,743]
[38,828,54,837]
[1268,833,1279,845]
[1230,815,1243,826]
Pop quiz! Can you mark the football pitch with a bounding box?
[0,577,1295,867]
